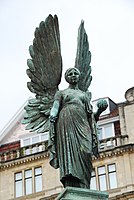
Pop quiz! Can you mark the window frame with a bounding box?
[107,164,117,189]
[21,132,49,147]
[90,163,117,191]
[14,166,43,198]
[98,123,115,140]
[98,165,107,191]
[34,167,43,192]
[24,169,33,195]
[90,169,97,190]
[14,171,23,198]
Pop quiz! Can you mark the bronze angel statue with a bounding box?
[22,14,108,189]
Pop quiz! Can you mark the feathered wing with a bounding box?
[75,21,99,157]
[22,15,62,133]
[75,20,92,92]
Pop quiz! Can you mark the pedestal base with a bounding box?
[56,187,109,200]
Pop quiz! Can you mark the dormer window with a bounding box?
[21,132,49,147]
[23,138,31,146]
[98,123,114,140]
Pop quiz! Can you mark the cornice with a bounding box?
[92,143,134,161]
[0,150,49,170]
[110,190,134,200]
[97,116,119,125]
[1,143,134,169]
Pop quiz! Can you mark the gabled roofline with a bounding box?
[0,97,32,143]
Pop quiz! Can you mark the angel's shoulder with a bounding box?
[54,90,63,101]
[85,91,92,100]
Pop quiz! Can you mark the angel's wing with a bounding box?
[22,15,62,133]
[27,14,62,97]
[75,21,92,92]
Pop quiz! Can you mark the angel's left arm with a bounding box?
[94,99,108,122]
[94,109,103,122]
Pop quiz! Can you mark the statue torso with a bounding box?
[60,88,86,106]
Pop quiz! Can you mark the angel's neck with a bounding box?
[68,84,79,90]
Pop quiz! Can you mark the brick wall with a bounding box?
[0,140,20,152]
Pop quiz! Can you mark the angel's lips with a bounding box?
[71,78,78,82]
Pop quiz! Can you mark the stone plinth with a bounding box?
[56,187,109,200]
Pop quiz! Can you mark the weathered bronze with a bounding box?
[22,14,108,189]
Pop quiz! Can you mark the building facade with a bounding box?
[0,87,134,200]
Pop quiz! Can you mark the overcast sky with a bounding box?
[0,0,134,132]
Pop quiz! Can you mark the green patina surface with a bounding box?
[56,187,109,200]
[23,14,108,190]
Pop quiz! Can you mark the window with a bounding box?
[98,123,116,149]
[90,170,97,190]
[15,167,42,197]
[108,164,117,189]
[90,163,117,191]
[21,132,49,147]
[32,136,39,144]
[25,169,32,195]
[98,166,107,191]
[35,167,42,192]
[98,128,103,140]
[98,123,114,140]
[15,172,23,198]
[41,133,49,141]
[23,138,30,146]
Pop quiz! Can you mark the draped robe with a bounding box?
[49,88,98,188]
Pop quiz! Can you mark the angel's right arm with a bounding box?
[50,100,60,122]
[50,91,62,122]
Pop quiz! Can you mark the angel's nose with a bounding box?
[72,73,76,77]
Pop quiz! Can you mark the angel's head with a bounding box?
[64,67,80,85]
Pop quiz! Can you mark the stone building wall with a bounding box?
[92,148,134,199]
[0,87,134,200]
[0,155,62,200]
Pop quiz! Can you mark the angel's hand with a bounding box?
[97,99,108,112]
[49,115,57,123]
[94,99,108,122]
[49,100,60,123]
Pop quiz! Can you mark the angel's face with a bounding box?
[65,68,80,84]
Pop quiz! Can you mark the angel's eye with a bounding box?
[68,72,73,76]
